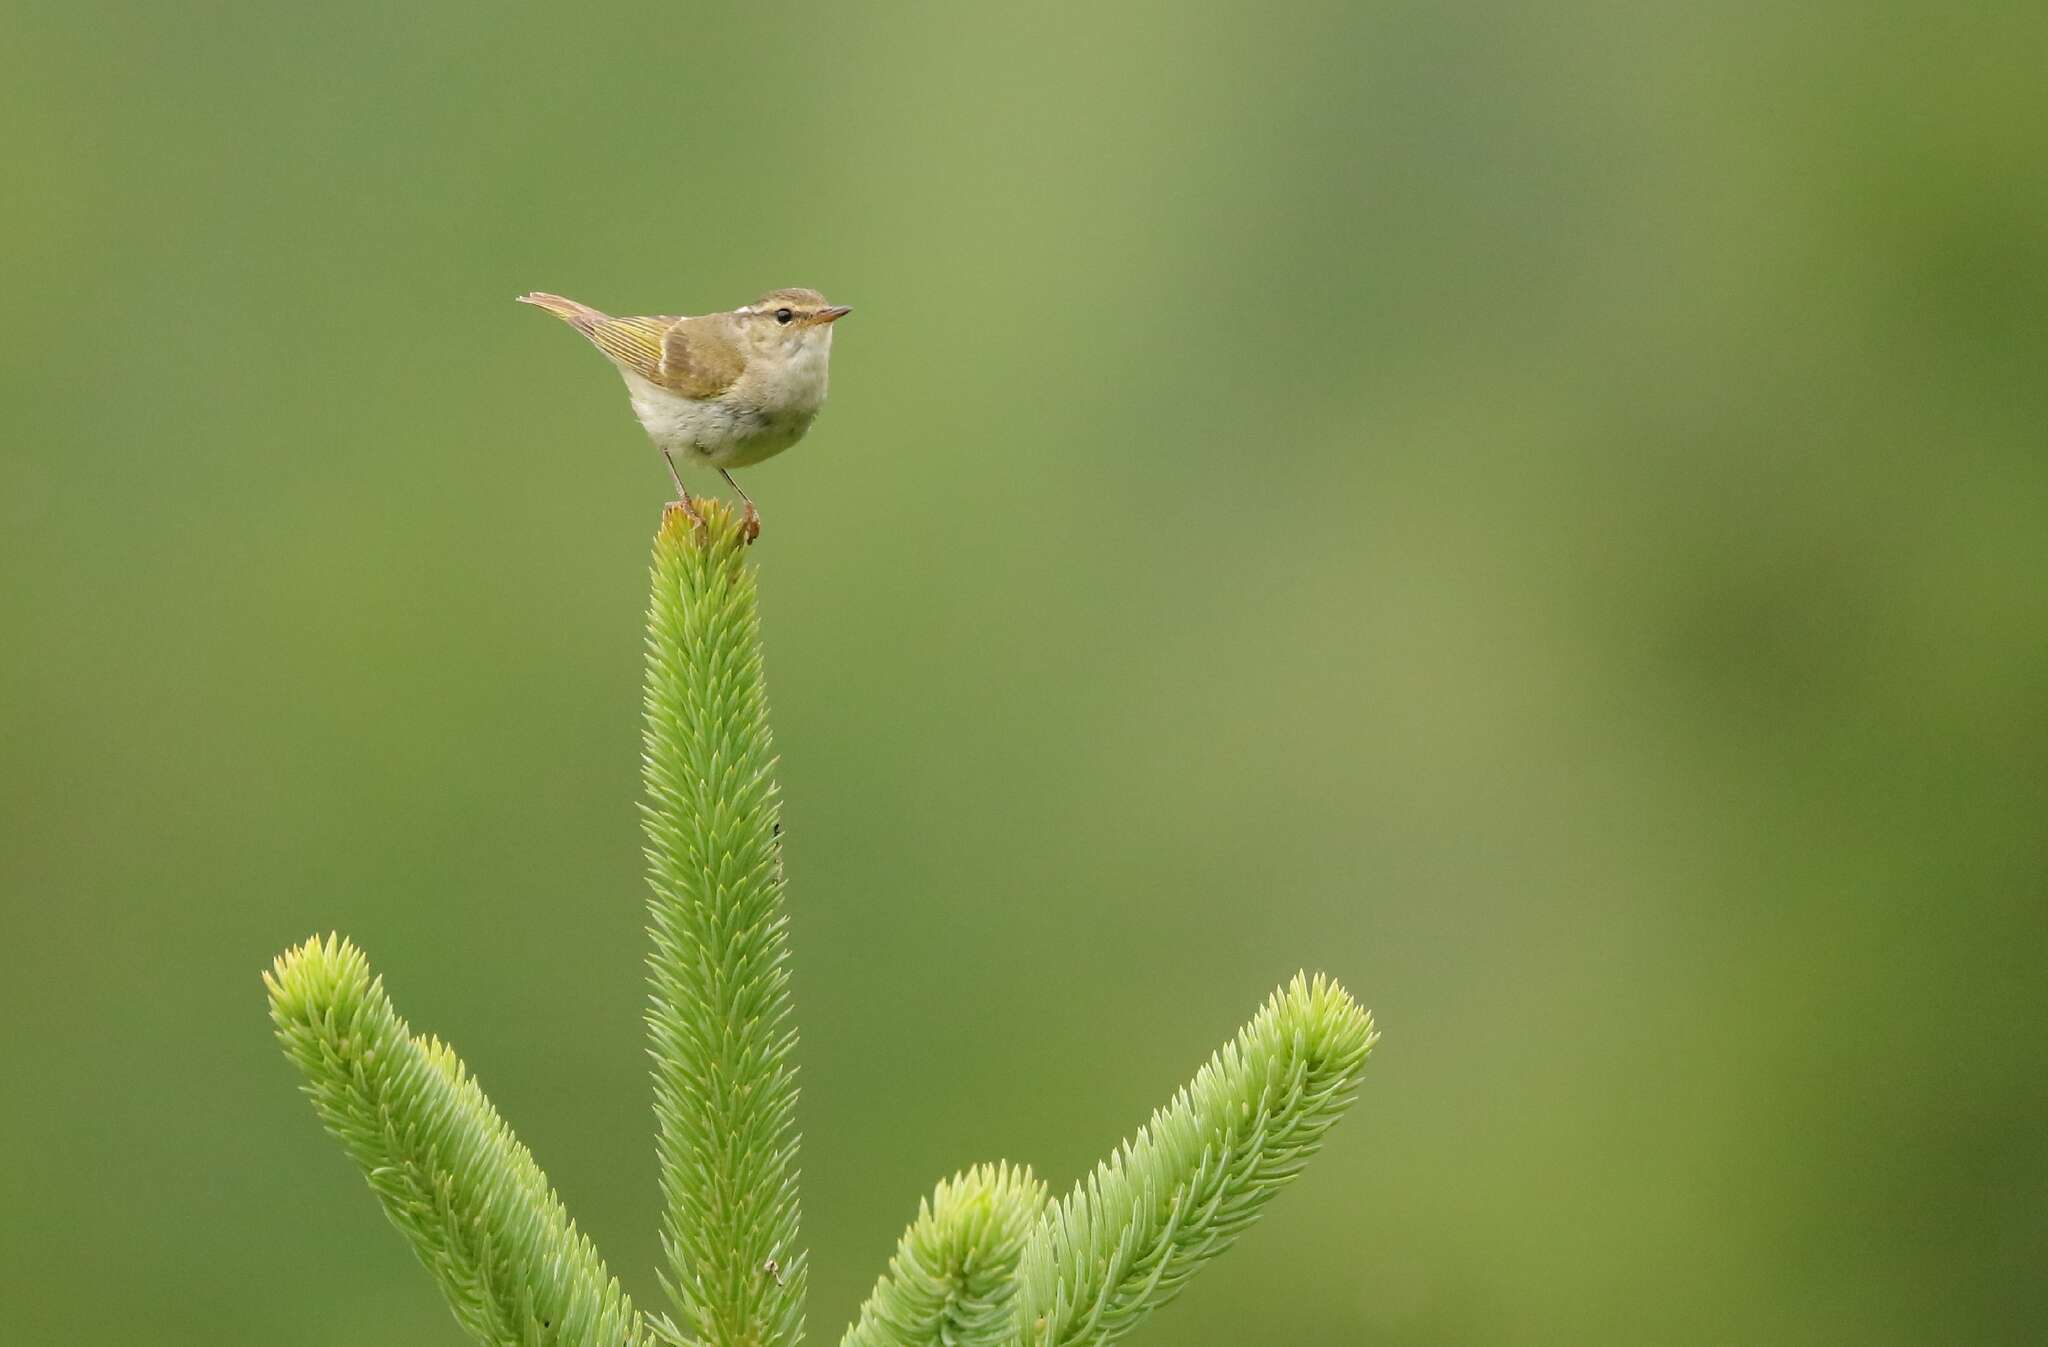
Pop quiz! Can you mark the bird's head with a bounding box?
[735,288,851,359]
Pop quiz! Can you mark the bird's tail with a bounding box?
[516,291,607,332]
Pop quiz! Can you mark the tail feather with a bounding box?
[516,291,607,332]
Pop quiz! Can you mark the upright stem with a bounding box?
[641,500,805,1347]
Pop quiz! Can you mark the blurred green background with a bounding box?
[4,2,2044,1343]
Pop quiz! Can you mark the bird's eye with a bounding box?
[775,308,794,325]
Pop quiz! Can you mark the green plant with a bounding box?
[266,500,1378,1347]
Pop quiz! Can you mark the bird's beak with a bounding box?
[816,306,853,324]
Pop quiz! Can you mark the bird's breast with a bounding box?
[620,354,828,468]
[735,339,833,417]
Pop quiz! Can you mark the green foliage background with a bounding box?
[3,2,2043,1344]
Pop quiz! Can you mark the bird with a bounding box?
[518,287,851,539]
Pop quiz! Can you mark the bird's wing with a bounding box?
[579,314,676,382]
[577,312,744,399]
[654,313,746,398]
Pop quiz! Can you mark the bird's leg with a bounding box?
[720,469,762,544]
[662,451,706,533]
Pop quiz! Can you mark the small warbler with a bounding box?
[519,288,851,539]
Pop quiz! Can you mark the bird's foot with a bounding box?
[663,494,709,539]
[740,502,761,545]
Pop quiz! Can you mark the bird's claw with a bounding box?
[663,496,710,540]
[740,502,761,545]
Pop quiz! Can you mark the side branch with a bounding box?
[843,1164,1048,1347]
[1012,974,1376,1347]
[266,934,645,1347]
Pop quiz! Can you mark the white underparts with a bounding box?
[620,327,833,471]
